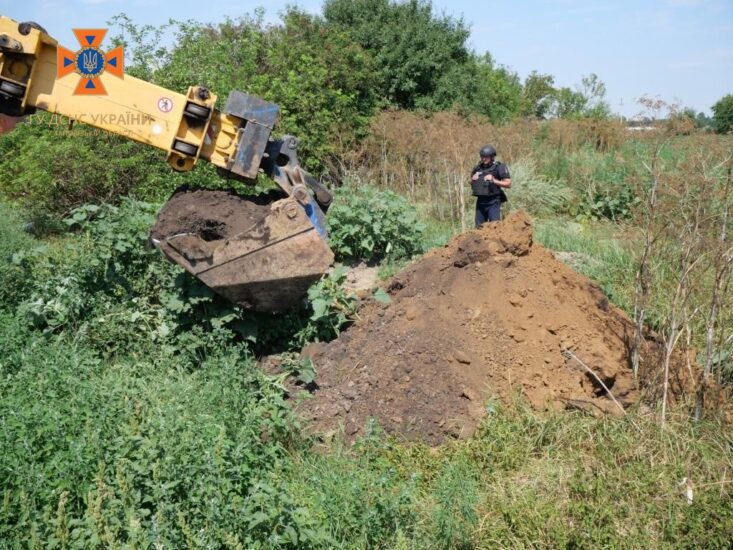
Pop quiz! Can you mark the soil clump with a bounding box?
[298,211,641,445]
[150,187,283,242]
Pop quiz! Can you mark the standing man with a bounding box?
[470,145,511,226]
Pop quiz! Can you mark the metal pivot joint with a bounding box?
[220,90,333,213]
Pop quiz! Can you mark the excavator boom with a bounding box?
[0,16,334,311]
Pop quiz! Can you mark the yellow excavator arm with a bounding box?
[0,15,335,312]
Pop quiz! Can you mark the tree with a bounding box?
[695,111,714,129]
[577,73,610,118]
[428,53,523,123]
[547,73,610,119]
[521,71,555,119]
[150,9,379,173]
[460,54,522,123]
[323,0,470,109]
[711,94,733,134]
[548,87,586,118]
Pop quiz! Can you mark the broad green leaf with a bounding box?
[373,287,391,304]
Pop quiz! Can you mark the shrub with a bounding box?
[504,157,573,215]
[10,197,357,359]
[327,183,425,262]
[0,115,225,216]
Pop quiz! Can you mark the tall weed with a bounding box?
[505,157,574,215]
[0,314,318,547]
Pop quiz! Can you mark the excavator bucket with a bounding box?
[150,189,334,312]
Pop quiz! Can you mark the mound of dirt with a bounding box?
[150,188,283,242]
[297,211,640,444]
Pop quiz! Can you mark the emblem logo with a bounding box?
[56,29,124,95]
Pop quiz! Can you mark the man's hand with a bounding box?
[471,172,479,181]
[483,174,494,182]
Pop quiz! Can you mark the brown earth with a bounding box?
[297,211,642,445]
[340,263,380,294]
[150,187,283,242]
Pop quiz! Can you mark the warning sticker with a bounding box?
[157,97,173,113]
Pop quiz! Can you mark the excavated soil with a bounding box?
[150,187,284,242]
[297,211,642,444]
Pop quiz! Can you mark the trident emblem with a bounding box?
[82,50,100,74]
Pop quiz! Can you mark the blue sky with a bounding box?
[2,0,731,116]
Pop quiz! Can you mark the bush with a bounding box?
[505,157,573,215]
[711,94,733,134]
[7,197,357,359]
[327,183,425,262]
[0,115,226,216]
[532,143,642,222]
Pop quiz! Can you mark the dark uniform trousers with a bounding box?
[475,196,502,226]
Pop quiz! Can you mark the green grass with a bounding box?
[0,191,731,547]
[278,405,733,548]
[0,313,311,547]
[418,208,458,250]
[3,322,730,548]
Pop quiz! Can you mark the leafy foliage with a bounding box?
[296,266,358,345]
[521,71,556,119]
[429,53,523,123]
[547,74,611,119]
[0,113,224,215]
[0,315,326,547]
[0,7,620,219]
[150,9,378,175]
[327,184,425,262]
[5,198,356,361]
[0,203,38,308]
[1,8,731,548]
[576,178,639,221]
[712,94,733,134]
[323,0,470,110]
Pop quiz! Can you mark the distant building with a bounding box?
[626,117,658,131]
